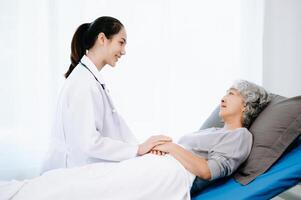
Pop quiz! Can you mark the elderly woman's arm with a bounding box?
[153,143,211,180]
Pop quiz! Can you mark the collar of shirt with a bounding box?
[80,55,106,85]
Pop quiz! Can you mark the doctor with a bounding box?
[41,16,171,172]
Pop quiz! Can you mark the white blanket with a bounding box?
[1,154,195,200]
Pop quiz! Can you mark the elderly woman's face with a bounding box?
[219,88,246,119]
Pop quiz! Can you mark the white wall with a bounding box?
[0,0,264,180]
[263,0,301,97]
[240,0,264,84]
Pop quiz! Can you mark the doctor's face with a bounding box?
[104,28,127,67]
[219,88,245,120]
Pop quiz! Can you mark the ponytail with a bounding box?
[64,16,124,79]
[64,23,90,78]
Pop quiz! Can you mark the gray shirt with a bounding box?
[178,127,252,180]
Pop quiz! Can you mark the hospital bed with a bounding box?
[192,136,301,200]
[1,94,300,199]
[192,93,301,199]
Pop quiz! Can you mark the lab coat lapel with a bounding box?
[80,55,117,113]
[102,84,117,113]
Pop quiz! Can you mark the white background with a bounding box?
[1,0,300,180]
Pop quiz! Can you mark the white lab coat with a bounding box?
[41,55,139,173]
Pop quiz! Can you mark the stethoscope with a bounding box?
[80,61,117,113]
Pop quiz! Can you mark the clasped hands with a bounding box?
[137,135,175,156]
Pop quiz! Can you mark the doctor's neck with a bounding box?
[86,50,106,71]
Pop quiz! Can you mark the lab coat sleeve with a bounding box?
[64,82,138,162]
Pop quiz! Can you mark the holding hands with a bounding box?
[151,142,177,156]
[137,135,172,156]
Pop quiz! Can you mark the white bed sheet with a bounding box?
[1,154,195,200]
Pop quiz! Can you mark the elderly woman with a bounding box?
[152,79,270,195]
[0,80,270,200]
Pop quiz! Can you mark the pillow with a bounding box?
[192,137,301,199]
[198,94,301,185]
[199,106,224,130]
[234,94,301,185]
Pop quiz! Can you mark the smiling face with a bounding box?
[104,28,127,67]
[219,88,246,122]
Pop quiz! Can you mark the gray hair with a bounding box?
[231,80,271,128]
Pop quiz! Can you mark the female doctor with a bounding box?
[41,16,171,172]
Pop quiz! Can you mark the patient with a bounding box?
[151,79,270,195]
[0,80,270,200]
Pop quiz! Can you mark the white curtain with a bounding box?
[0,0,264,180]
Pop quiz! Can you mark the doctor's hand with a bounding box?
[137,135,172,156]
[152,142,177,154]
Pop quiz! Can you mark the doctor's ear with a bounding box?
[97,32,107,46]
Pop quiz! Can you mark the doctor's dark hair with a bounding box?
[64,16,124,78]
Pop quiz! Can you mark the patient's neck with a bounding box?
[223,118,243,131]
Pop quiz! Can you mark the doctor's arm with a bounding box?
[153,143,211,180]
[66,83,171,161]
[65,84,138,161]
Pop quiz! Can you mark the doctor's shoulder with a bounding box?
[63,67,100,98]
[65,65,96,87]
